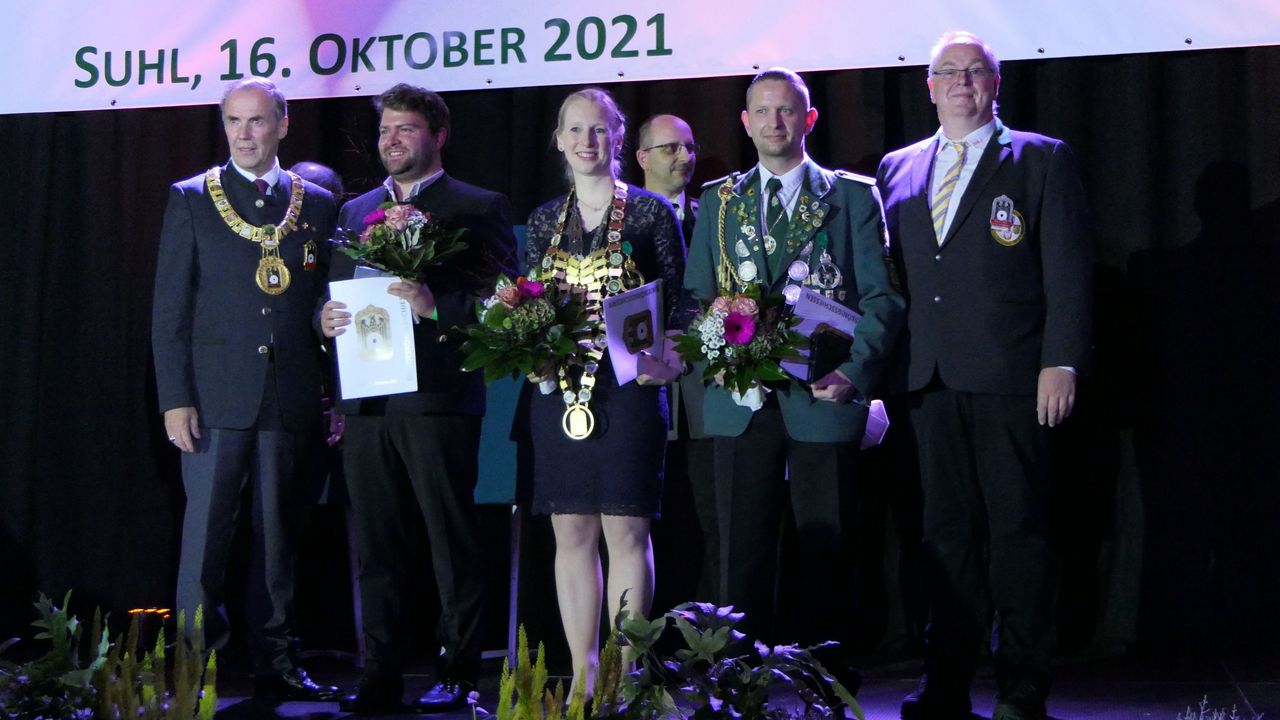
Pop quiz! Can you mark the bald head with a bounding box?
[636,114,697,199]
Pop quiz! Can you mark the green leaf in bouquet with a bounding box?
[756,361,787,382]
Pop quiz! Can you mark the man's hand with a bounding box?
[811,369,856,404]
[164,406,201,453]
[320,300,351,338]
[1037,367,1076,427]
[636,351,682,386]
[637,334,685,386]
[388,279,436,319]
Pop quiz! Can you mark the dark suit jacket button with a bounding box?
[933,296,942,303]
[261,307,272,315]
[258,345,270,355]
[934,254,942,261]
[437,334,449,343]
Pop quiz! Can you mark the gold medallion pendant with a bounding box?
[562,403,596,440]
[256,255,291,294]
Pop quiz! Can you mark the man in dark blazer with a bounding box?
[320,83,517,715]
[152,78,340,701]
[636,113,718,601]
[683,69,904,679]
[876,32,1092,720]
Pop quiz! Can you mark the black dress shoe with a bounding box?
[254,667,343,702]
[900,678,972,720]
[339,673,404,714]
[992,682,1048,720]
[413,679,475,713]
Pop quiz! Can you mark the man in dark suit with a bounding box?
[636,113,718,602]
[320,83,517,715]
[682,69,904,677]
[152,78,341,701]
[876,31,1092,720]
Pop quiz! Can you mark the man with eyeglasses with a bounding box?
[637,115,700,240]
[635,114,719,603]
[876,31,1091,720]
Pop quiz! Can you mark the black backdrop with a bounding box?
[2,44,1278,654]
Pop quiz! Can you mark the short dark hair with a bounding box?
[745,67,810,110]
[289,161,344,198]
[374,83,451,134]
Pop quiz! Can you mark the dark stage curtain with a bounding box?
[2,45,1278,652]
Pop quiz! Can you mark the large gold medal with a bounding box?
[562,403,596,440]
[256,256,290,295]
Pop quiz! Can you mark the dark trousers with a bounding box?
[343,414,484,682]
[714,399,859,649]
[910,385,1054,697]
[177,427,300,674]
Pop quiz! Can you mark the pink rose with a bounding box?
[722,311,756,345]
[711,296,731,313]
[384,204,414,231]
[358,226,376,245]
[363,208,387,226]
[495,284,523,309]
[730,297,759,317]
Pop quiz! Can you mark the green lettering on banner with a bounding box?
[74,46,99,88]
[310,33,345,75]
[104,50,131,87]
[443,30,467,67]
[646,13,673,56]
[378,34,403,70]
[474,28,494,66]
[501,27,526,64]
[351,36,376,72]
[250,37,277,77]
[405,32,437,69]
[221,38,243,80]
[577,16,605,60]
[544,18,571,62]
[611,16,639,58]
[138,49,164,85]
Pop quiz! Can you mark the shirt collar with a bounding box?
[933,119,997,156]
[230,158,282,190]
[382,168,444,203]
[756,155,808,197]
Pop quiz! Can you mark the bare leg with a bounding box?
[552,513,604,695]
[601,515,654,663]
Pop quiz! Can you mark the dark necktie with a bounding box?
[253,178,269,195]
[764,177,785,242]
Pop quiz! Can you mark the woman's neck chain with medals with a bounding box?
[206,166,306,296]
[541,179,643,440]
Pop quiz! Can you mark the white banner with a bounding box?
[5,0,1279,115]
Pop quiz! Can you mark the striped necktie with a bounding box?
[931,141,967,243]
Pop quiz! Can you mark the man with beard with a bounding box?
[320,83,517,714]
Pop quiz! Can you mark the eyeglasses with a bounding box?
[930,67,995,81]
[641,141,699,155]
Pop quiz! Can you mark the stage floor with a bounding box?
[212,652,1278,719]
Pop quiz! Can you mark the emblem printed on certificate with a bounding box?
[355,305,394,361]
[990,195,1025,246]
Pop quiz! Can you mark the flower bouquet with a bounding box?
[674,285,806,396]
[331,202,468,279]
[459,274,596,383]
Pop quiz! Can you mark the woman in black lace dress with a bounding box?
[522,88,684,693]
